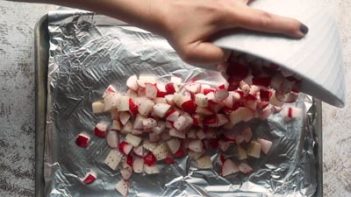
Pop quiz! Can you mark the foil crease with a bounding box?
[45,11,319,197]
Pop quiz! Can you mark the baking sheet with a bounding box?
[41,11,321,197]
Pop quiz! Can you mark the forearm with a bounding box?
[21,0,166,34]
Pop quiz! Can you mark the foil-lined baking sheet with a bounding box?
[44,11,318,197]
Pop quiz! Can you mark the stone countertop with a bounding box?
[0,1,350,197]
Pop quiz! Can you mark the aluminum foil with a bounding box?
[44,11,318,197]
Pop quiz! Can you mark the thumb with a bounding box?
[179,42,230,65]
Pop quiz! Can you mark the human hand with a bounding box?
[153,0,308,65]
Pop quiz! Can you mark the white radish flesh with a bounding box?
[166,138,181,154]
[92,100,105,114]
[247,141,261,158]
[106,130,119,148]
[115,179,129,197]
[125,134,142,147]
[126,75,138,91]
[152,103,171,118]
[196,155,213,169]
[257,138,273,154]
[119,112,131,125]
[133,157,144,173]
[104,149,123,170]
[222,159,239,176]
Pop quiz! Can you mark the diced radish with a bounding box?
[144,164,160,174]
[126,75,138,91]
[156,82,167,97]
[214,89,229,101]
[138,98,154,116]
[143,140,157,152]
[170,76,182,84]
[166,109,180,122]
[117,96,130,112]
[196,107,213,115]
[115,179,129,197]
[181,100,197,114]
[166,138,181,154]
[111,109,119,120]
[152,103,171,118]
[203,115,218,127]
[154,97,166,103]
[92,100,105,114]
[137,88,146,97]
[133,157,144,173]
[237,145,247,160]
[126,89,137,97]
[229,107,254,127]
[149,133,160,142]
[169,128,185,139]
[106,130,119,148]
[103,85,117,98]
[247,141,261,158]
[188,151,203,160]
[137,74,156,88]
[217,114,229,127]
[249,85,260,95]
[165,94,175,105]
[221,159,239,176]
[80,170,97,184]
[196,155,213,169]
[133,146,144,156]
[133,114,145,130]
[238,162,253,174]
[187,129,197,139]
[173,114,193,131]
[145,83,158,99]
[218,140,231,152]
[142,118,157,130]
[152,143,169,161]
[152,121,166,134]
[143,152,157,166]
[195,93,208,107]
[120,166,132,180]
[173,93,188,107]
[129,98,138,116]
[94,121,109,138]
[257,138,273,154]
[164,156,175,164]
[281,106,303,121]
[165,83,176,94]
[185,83,201,93]
[222,94,234,108]
[75,132,90,148]
[125,134,142,147]
[206,92,215,102]
[240,81,251,94]
[121,121,133,134]
[119,112,131,125]
[201,84,215,95]
[104,149,123,170]
[118,141,133,155]
[192,114,203,127]
[196,129,206,140]
[124,155,133,167]
[161,132,172,141]
[260,89,272,102]
[242,127,252,143]
[131,129,143,135]
[205,130,217,139]
[188,140,204,153]
[270,91,285,107]
[284,92,299,103]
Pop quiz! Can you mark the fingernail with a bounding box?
[300,24,309,35]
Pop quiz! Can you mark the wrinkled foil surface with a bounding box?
[45,11,319,197]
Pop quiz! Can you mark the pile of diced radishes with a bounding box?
[75,56,303,196]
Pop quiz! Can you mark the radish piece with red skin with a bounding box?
[165,94,175,105]
[222,159,239,176]
[260,89,272,102]
[257,138,273,154]
[165,83,176,94]
[126,75,138,91]
[164,156,175,164]
[137,74,156,88]
[181,100,197,114]
[115,179,129,197]
[94,121,109,138]
[174,148,186,158]
[238,162,253,174]
[75,133,90,148]
[143,152,157,166]
[203,115,218,127]
[133,157,144,173]
[129,98,138,116]
[185,83,201,93]
[165,109,180,122]
[103,85,117,98]
[118,141,133,155]
[196,107,213,115]
[281,106,303,121]
[80,170,97,184]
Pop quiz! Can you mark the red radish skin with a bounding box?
[164,156,175,164]
[119,141,133,155]
[165,83,176,94]
[181,100,197,114]
[75,133,90,148]
[94,121,109,138]
[144,152,157,166]
[129,98,138,116]
[81,170,97,184]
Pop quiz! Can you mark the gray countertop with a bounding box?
[0,1,349,197]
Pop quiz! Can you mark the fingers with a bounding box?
[178,42,230,65]
[235,7,308,38]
